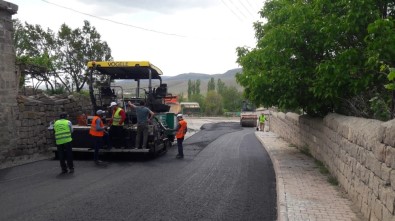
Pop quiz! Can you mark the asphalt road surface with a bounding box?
[0,121,277,221]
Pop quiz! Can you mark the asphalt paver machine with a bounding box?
[66,61,177,155]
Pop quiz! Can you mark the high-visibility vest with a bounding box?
[89,116,104,137]
[176,120,187,139]
[54,119,72,145]
[112,107,124,126]
[259,115,266,123]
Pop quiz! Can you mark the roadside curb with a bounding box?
[255,132,288,221]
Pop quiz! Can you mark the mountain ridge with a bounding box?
[163,68,243,96]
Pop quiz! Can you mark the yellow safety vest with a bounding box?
[54,119,72,145]
[259,115,266,123]
[112,107,124,126]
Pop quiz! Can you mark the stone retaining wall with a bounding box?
[0,1,19,169]
[0,94,92,169]
[270,112,395,221]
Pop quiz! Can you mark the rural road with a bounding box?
[0,117,277,221]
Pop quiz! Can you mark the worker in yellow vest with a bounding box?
[259,113,266,132]
[54,112,74,174]
[109,102,126,148]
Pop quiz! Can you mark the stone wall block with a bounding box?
[373,143,387,163]
[391,170,395,191]
[373,198,384,220]
[385,147,395,168]
[381,164,392,185]
[277,112,286,120]
[285,112,299,125]
[382,119,395,147]
[383,207,394,221]
[382,187,395,214]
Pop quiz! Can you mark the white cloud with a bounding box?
[10,0,263,76]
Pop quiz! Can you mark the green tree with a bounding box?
[217,78,226,95]
[222,86,243,112]
[207,77,215,92]
[178,93,186,102]
[195,79,201,95]
[205,91,223,116]
[56,20,112,92]
[14,20,112,94]
[14,19,57,93]
[189,93,205,113]
[187,79,201,99]
[187,79,192,99]
[237,0,395,118]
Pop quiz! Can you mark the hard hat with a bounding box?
[109,102,117,107]
[177,114,183,118]
[96,110,105,115]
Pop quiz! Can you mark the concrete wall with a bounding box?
[270,112,395,221]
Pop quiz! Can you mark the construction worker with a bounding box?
[54,112,74,174]
[89,110,107,164]
[128,100,154,149]
[259,113,266,131]
[109,101,126,148]
[175,114,187,159]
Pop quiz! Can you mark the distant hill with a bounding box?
[164,68,243,96]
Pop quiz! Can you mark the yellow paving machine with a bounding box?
[52,61,177,156]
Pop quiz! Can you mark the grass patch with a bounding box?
[298,146,339,186]
[299,145,312,157]
[314,159,338,186]
[327,175,339,186]
[314,159,329,175]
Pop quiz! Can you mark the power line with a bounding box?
[220,0,244,22]
[41,0,187,38]
[227,0,249,20]
[245,0,261,21]
[237,0,256,19]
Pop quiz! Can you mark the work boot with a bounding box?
[176,155,184,159]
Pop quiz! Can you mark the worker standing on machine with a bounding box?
[109,102,126,148]
[89,110,107,164]
[128,100,154,149]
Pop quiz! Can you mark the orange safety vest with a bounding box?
[176,120,187,139]
[89,116,104,137]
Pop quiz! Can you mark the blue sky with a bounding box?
[10,0,264,76]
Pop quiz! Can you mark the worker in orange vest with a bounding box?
[89,110,107,164]
[175,114,188,159]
